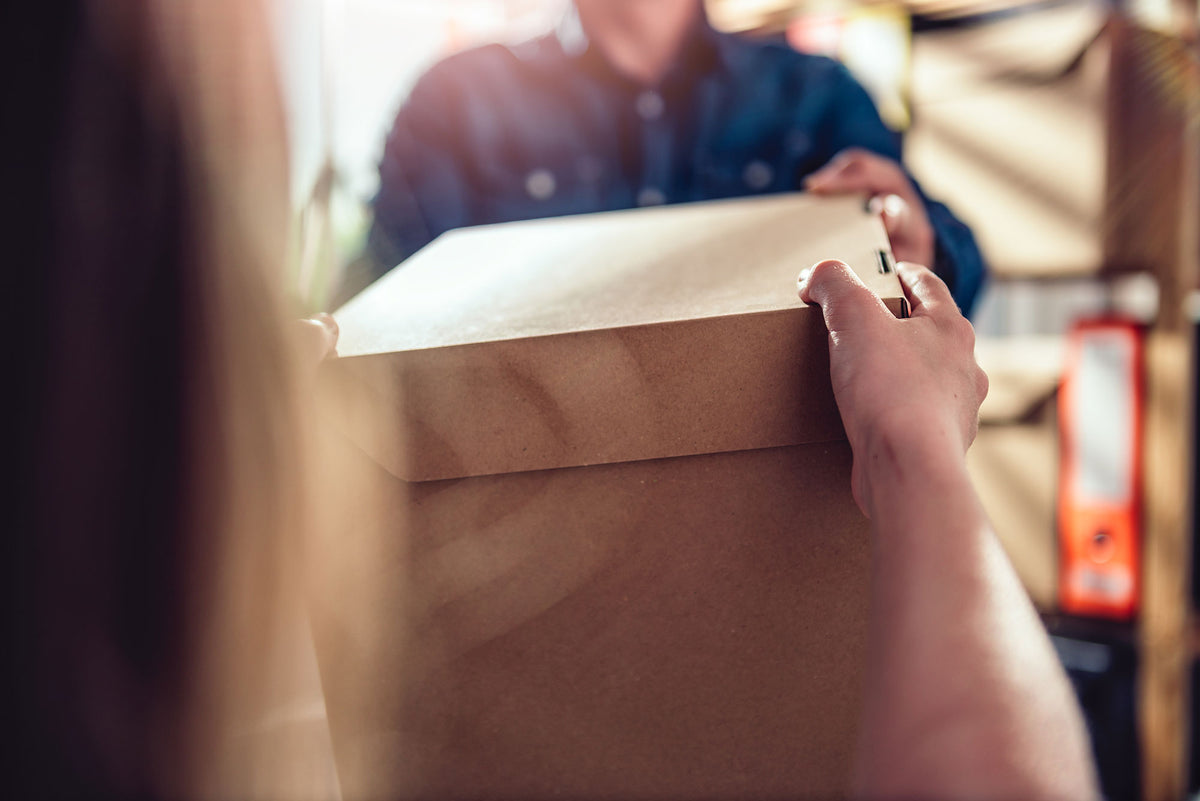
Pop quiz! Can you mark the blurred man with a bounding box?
[350,0,985,314]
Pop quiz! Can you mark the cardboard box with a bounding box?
[314,193,904,799]
[905,2,1107,279]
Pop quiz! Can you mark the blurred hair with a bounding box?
[7,0,319,796]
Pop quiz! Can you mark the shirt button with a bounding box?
[525,168,557,201]
[635,90,665,121]
[743,160,774,190]
[637,187,666,207]
[786,130,811,155]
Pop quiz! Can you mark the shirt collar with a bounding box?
[555,1,589,57]
[554,1,725,89]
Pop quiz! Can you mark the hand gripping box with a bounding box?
[314,193,905,800]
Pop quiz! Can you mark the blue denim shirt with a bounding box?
[365,15,986,313]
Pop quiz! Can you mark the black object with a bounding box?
[1047,620,1141,801]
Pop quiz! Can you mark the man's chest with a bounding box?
[459,79,831,222]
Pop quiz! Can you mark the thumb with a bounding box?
[804,152,855,192]
[296,312,339,365]
[798,259,893,335]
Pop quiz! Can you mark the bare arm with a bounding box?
[799,259,1099,800]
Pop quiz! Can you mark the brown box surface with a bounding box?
[316,193,903,799]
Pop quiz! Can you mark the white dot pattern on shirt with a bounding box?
[636,90,665,121]
[525,168,557,201]
[787,130,811,155]
[743,160,774,190]
[637,187,666,207]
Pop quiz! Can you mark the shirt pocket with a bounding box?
[693,128,820,200]
[474,157,607,224]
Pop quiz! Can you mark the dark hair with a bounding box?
[6,1,300,795]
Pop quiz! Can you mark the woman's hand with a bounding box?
[797,259,987,517]
[799,260,1099,801]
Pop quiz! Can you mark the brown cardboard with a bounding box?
[310,440,872,800]
[314,193,903,799]
[906,3,1107,279]
[332,193,903,481]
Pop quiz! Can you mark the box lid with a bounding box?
[329,193,903,481]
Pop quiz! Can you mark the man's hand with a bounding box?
[797,259,987,517]
[805,149,935,269]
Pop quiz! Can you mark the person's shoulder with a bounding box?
[414,33,559,94]
[395,32,562,130]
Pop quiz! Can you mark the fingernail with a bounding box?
[311,312,339,338]
[881,193,905,218]
[796,268,812,300]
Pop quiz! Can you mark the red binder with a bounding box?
[1058,319,1143,620]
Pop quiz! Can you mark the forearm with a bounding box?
[854,426,1098,800]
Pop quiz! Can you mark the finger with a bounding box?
[296,314,339,365]
[312,312,339,348]
[803,148,867,192]
[805,150,903,197]
[798,259,893,335]
[894,261,954,318]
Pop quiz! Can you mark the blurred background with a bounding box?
[265,1,1198,799]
